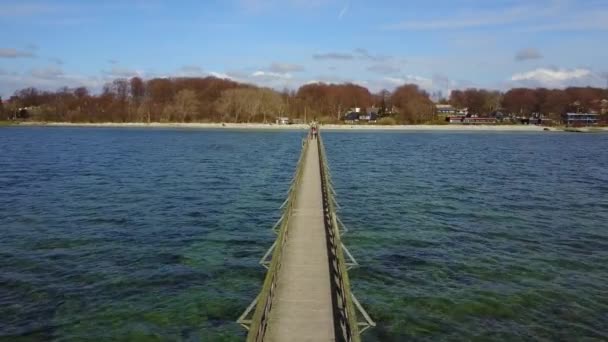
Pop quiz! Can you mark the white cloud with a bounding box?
[384,5,530,30]
[392,75,433,88]
[307,74,351,84]
[432,74,449,88]
[212,70,264,83]
[362,75,429,93]
[267,62,305,73]
[385,1,608,33]
[354,48,394,62]
[509,67,604,88]
[0,3,57,17]
[31,66,64,79]
[313,52,354,60]
[218,70,300,89]
[238,0,329,13]
[252,71,293,80]
[526,9,608,31]
[515,48,543,61]
[0,71,106,96]
[245,63,304,85]
[367,64,401,75]
[178,65,205,76]
[511,68,590,82]
[0,48,36,58]
[209,71,233,79]
[49,57,64,65]
[383,77,403,85]
[315,49,396,65]
[102,67,141,78]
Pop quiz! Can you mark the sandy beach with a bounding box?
[14,121,603,132]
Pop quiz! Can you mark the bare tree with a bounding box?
[5,74,608,124]
[163,89,200,122]
[129,77,145,104]
[0,96,5,120]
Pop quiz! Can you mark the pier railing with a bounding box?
[238,131,374,341]
[317,133,375,342]
[237,136,310,341]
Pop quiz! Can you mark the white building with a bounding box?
[275,117,290,125]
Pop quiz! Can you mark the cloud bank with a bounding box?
[510,67,604,88]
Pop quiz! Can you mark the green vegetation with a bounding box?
[424,117,449,125]
[0,121,16,127]
[52,287,245,341]
[377,117,397,125]
[317,115,339,124]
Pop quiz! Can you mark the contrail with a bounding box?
[338,3,349,20]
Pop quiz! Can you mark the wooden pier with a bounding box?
[238,132,374,342]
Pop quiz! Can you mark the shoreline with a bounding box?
[12,121,608,132]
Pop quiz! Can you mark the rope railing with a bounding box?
[237,136,310,341]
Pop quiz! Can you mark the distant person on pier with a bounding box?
[310,123,318,140]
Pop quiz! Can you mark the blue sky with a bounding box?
[1,0,608,97]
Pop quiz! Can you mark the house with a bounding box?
[374,105,397,118]
[435,104,468,117]
[534,117,553,125]
[10,107,31,120]
[446,115,496,124]
[436,104,456,116]
[275,117,290,125]
[463,117,497,124]
[342,107,378,123]
[362,106,379,122]
[564,113,599,126]
[446,115,464,123]
[343,111,359,123]
[459,108,469,116]
[529,113,553,126]
[489,111,505,119]
[366,106,379,116]
[358,112,378,123]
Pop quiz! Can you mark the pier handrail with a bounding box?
[238,130,374,341]
[317,133,365,342]
[239,136,310,342]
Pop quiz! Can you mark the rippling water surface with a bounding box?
[1,127,607,341]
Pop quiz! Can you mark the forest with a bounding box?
[1,76,607,124]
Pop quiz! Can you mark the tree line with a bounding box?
[448,87,608,120]
[1,76,607,124]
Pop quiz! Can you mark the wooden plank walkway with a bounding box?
[265,139,335,342]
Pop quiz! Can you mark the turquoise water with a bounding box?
[323,131,608,341]
[1,127,607,341]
